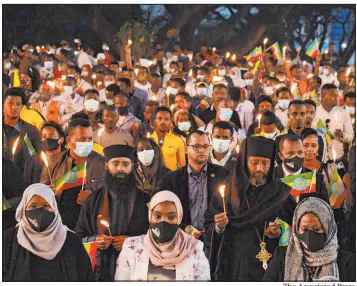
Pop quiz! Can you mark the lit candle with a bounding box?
[303,61,307,66]
[263,38,268,51]
[166,86,172,96]
[282,46,287,61]
[225,52,231,59]
[346,67,351,77]
[332,147,337,163]
[307,73,314,79]
[170,104,175,111]
[152,95,157,101]
[257,114,262,128]
[12,136,20,161]
[188,69,192,78]
[61,75,66,81]
[212,47,217,53]
[92,74,97,80]
[231,54,237,61]
[97,81,102,88]
[128,39,132,45]
[47,81,55,89]
[100,219,112,236]
[41,151,54,186]
[219,185,226,213]
[146,132,151,139]
[324,50,328,55]
[81,161,87,191]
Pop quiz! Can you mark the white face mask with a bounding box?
[196,75,205,81]
[44,61,53,70]
[177,121,191,132]
[245,79,253,86]
[264,86,275,95]
[187,54,193,61]
[345,106,355,115]
[137,149,155,166]
[323,68,330,76]
[105,99,114,106]
[73,141,93,157]
[196,88,208,96]
[81,71,89,77]
[84,99,100,112]
[212,138,230,153]
[5,62,11,70]
[102,45,109,51]
[170,88,179,95]
[170,68,177,74]
[218,69,226,77]
[262,131,277,139]
[63,85,74,95]
[172,55,178,61]
[104,80,115,88]
[49,48,56,54]
[219,108,233,122]
[278,99,290,110]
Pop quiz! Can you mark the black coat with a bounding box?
[128,92,144,121]
[2,227,94,281]
[275,165,330,225]
[263,246,356,282]
[158,163,229,227]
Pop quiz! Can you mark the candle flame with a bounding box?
[152,95,157,101]
[170,104,175,111]
[40,151,49,168]
[97,81,102,87]
[307,73,314,79]
[147,132,151,139]
[12,136,20,155]
[263,38,268,45]
[325,50,328,55]
[166,86,172,95]
[212,47,216,52]
[303,61,307,65]
[283,46,287,53]
[235,144,240,154]
[231,54,237,61]
[346,67,351,77]
[47,81,55,88]
[188,69,192,77]
[332,148,337,162]
[98,127,105,137]
[92,74,97,79]
[134,68,138,75]
[225,52,231,59]
[61,75,66,81]
[100,220,110,227]
[256,114,262,121]
[219,185,225,198]
[128,39,132,45]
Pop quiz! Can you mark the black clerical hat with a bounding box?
[103,145,135,162]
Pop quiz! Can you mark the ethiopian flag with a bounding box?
[281,171,316,196]
[246,46,263,62]
[268,42,282,60]
[275,218,292,246]
[24,133,37,156]
[327,169,346,208]
[306,38,319,59]
[198,98,210,110]
[251,60,261,74]
[55,163,86,195]
[83,242,98,271]
[291,85,302,100]
[2,194,12,211]
[316,119,334,144]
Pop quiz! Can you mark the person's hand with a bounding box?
[125,44,131,55]
[315,52,322,62]
[112,235,129,252]
[49,184,57,193]
[264,221,282,239]
[334,129,344,140]
[96,235,113,250]
[76,190,92,205]
[214,213,229,230]
[254,127,262,134]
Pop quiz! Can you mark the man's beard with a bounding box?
[104,170,134,197]
[249,171,267,188]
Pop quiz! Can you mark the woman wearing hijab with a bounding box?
[115,191,210,281]
[172,109,198,142]
[3,183,94,282]
[263,197,355,282]
[135,138,170,196]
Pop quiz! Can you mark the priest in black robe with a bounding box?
[74,145,150,282]
[205,136,290,282]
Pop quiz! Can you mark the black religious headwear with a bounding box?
[103,144,135,162]
[246,136,276,159]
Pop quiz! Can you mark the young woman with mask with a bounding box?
[263,197,355,282]
[115,191,210,281]
[172,109,197,142]
[3,183,94,281]
[135,138,170,196]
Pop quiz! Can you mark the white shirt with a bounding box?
[312,105,354,160]
[185,80,197,97]
[236,100,254,133]
[148,88,166,103]
[319,73,339,88]
[77,51,93,69]
[80,79,92,92]
[134,80,151,92]
[209,150,232,167]
[99,88,107,102]
[53,92,84,126]
[275,106,289,127]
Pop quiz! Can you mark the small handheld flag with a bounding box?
[55,163,86,195]
[246,46,263,62]
[198,98,210,110]
[306,38,320,59]
[327,169,346,208]
[281,171,316,196]
[2,194,12,211]
[24,133,37,156]
[316,119,334,144]
[267,42,282,60]
[275,218,292,246]
[83,242,98,271]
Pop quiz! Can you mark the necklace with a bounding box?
[246,196,272,270]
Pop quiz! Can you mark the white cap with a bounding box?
[97,53,105,60]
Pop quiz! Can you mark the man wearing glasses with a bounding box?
[158,130,229,241]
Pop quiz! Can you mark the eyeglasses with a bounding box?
[187,144,212,151]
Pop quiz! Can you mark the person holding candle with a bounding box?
[93,106,134,148]
[40,118,106,229]
[3,183,94,281]
[114,92,141,135]
[173,109,197,142]
[263,197,355,282]
[148,73,166,103]
[134,100,159,145]
[205,136,290,282]
[3,87,41,172]
[115,191,210,281]
[174,92,204,126]
[253,111,281,140]
[75,144,150,281]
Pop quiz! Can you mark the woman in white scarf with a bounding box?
[3,183,94,281]
[263,197,355,282]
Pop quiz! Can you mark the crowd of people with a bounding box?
[2,37,356,282]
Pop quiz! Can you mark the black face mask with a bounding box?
[283,156,304,173]
[118,106,129,116]
[25,208,55,232]
[40,138,60,152]
[298,230,326,252]
[150,221,179,244]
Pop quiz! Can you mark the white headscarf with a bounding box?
[15,183,69,260]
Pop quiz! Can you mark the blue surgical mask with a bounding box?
[73,142,93,157]
[219,108,233,122]
[44,61,53,70]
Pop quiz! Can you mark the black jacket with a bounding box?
[158,163,229,226]
[128,92,144,121]
[275,165,330,225]
[263,246,356,282]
